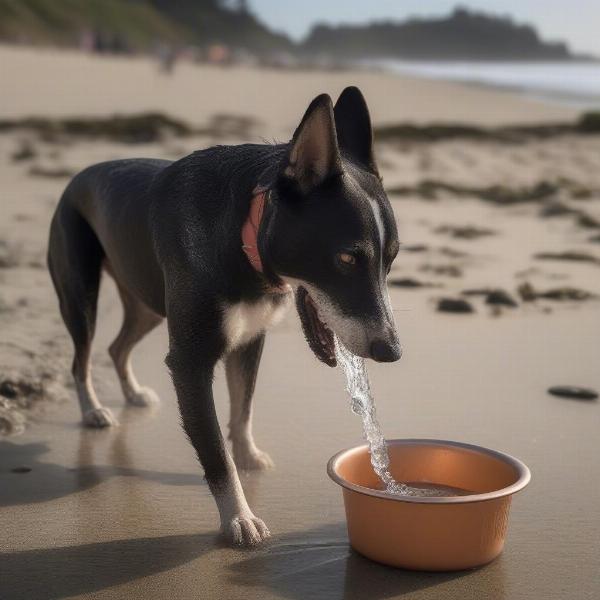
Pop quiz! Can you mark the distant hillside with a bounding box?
[148,0,291,53]
[0,0,292,54]
[302,7,574,61]
[0,3,581,61]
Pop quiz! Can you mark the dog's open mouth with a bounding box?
[296,286,336,367]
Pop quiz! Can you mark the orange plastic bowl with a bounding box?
[328,439,531,571]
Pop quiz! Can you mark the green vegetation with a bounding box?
[0,0,182,47]
[578,112,600,133]
[0,0,291,53]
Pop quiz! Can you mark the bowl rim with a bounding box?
[327,438,531,504]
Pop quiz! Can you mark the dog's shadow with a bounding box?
[1,524,505,600]
[0,532,215,600]
[0,409,203,507]
[229,522,507,600]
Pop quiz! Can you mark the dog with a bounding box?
[47,86,401,546]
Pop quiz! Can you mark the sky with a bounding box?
[250,0,600,56]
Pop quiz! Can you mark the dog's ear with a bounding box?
[334,86,377,174]
[283,94,342,194]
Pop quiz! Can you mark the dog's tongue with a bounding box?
[296,287,336,367]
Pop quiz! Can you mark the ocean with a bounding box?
[366,60,600,109]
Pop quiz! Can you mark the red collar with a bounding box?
[242,187,291,294]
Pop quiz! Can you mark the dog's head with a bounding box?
[266,87,401,366]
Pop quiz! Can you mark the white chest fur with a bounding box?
[222,294,292,351]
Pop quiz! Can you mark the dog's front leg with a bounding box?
[169,357,270,545]
[166,306,270,546]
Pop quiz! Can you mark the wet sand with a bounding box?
[1,46,599,599]
[1,280,599,599]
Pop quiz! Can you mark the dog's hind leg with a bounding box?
[108,280,163,407]
[48,204,117,428]
[225,334,274,470]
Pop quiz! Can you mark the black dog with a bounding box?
[48,87,401,545]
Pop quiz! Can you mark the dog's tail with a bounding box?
[48,181,105,364]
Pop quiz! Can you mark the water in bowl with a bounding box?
[334,337,468,498]
[374,482,473,497]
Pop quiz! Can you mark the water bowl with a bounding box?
[327,439,531,571]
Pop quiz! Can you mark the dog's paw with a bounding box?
[126,386,160,407]
[225,514,270,547]
[233,446,274,471]
[83,407,118,428]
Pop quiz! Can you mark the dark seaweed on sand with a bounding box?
[389,277,441,289]
[420,264,463,278]
[375,111,600,143]
[548,386,598,401]
[0,241,20,269]
[388,180,559,205]
[0,113,260,144]
[0,113,191,143]
[462,288,518,307]
[437,298,474,313]
[28,166,75,179]
[518,282,597,302]
[434,224,497,240]
[533,251,600,265]
[10,141,36,162]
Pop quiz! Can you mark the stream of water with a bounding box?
[334,337,466,497]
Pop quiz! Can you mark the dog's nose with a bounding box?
[370,339,402,362]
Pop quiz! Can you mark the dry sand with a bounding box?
[0,45,577,136]
[0,47,599,599]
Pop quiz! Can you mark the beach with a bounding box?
[369,59,600,109]
[1,46,599,600]
[0,45,578,130]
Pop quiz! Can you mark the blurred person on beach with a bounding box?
[156,42,177,75]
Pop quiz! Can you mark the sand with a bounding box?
[1,46,599,600]
[0,45,577,137]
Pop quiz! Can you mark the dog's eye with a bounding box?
[338,252,356,266]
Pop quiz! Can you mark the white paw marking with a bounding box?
[126,386,160,407]
[83,407,118,428]
[226,514,271,547]
[233,445,274,471]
